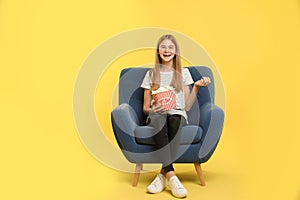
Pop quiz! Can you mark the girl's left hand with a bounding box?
[194,76,211,87]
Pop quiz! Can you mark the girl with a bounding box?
[141,34,211,198]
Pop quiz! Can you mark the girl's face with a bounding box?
[158,39,176,64]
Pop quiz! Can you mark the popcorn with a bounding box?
[152,86,176,110]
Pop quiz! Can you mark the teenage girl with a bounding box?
[141,34,210,198]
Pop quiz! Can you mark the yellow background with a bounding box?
[1,0,299,199]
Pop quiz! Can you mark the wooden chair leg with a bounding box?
[194,163,206,186]
[132,163,142,187]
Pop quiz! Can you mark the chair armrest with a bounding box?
[199,102,225,160]
[111,103,139,152]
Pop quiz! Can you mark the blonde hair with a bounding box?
[150,34,183,92]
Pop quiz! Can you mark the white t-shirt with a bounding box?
[141,68,194,121]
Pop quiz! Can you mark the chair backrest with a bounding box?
[118,66,214,126]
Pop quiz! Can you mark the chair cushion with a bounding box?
[134,125,203,145]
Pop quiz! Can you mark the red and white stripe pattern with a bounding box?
[153,90,175,110]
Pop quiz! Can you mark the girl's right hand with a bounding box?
[150,99,165,114]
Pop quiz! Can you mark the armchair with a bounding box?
[111,66,224,186]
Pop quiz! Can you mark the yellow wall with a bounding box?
[1,0,299,199]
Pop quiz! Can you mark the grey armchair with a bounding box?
[111,66,224,186]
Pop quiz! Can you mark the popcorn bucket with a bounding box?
[153,90,176,110]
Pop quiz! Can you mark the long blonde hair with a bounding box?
[150,34,183,93]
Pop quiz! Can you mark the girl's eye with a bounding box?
[168,46,174,49]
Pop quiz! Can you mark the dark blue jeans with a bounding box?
[147,113,186,173]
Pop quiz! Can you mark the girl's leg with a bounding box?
[147,113,174,173]
[165,114,188,198]
[163,115,186,178]
[146,113,169,194]
[147,114,188,197]
[167,114,186,161]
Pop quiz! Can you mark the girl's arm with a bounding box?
[184,84,197,111]
[143,89,152,115]
[185,77,211,111]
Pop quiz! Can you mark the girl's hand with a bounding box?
[194,76,211,88]
[150,99,165,114]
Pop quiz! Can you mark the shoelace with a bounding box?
[152,176,163,187]
[170,179,184,190]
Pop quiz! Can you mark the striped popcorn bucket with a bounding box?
[153,90,176,110]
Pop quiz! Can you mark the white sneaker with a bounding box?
[147,173,166,193]
[167,176,188,198]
